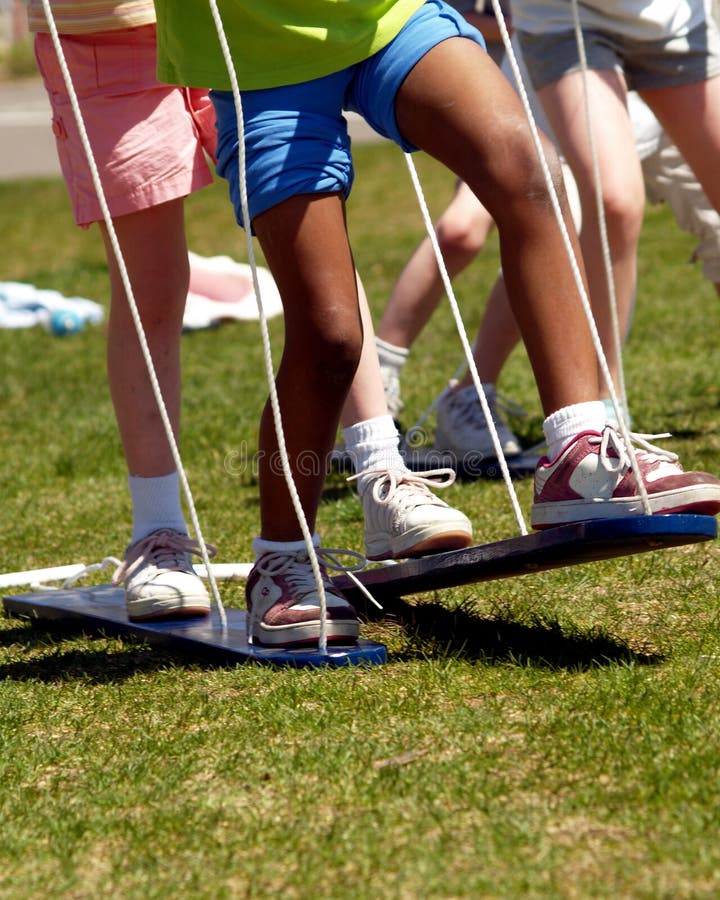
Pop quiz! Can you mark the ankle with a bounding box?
[543,401,606,461]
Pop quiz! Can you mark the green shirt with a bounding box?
[155,0,426,90]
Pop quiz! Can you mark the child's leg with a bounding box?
[463,273,520,390]
[392,31,720,523]
[641,76,720,216]
[240,193,364,646]
[102,199,212,621]
[102,198,187,479]
[251,192,364,542]
[340,273,392,429]
[538,69,645,402]
[394,38,600,415]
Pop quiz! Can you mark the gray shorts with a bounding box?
[519,19,720,91]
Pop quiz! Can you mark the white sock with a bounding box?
[253,533,319,558]
[543,401,606,462]
[342,415,405,476]
[128,472,187,545]
[375,336,409,373]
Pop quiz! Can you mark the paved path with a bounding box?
[0,76,383,181]
[0,77,60,179]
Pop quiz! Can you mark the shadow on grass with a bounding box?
[1,594,663,680]
[378,598,663,670]
[0,620,208,683]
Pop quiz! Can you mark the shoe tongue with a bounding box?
[358,469,392,497]
[457,384,479,404]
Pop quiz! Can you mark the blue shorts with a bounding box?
[212,0,484,228]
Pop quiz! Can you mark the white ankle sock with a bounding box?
[253,533,319,558]
[375,337,409,373]
[342,415,405,475]
[128,472,187,545]
[543,401,606,462]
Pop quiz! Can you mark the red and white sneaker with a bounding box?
[531,428,720,529]
[246,548,360,647]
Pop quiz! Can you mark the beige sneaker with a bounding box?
[113,529,213,622]
[355,468,473,561]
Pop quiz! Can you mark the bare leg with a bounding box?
[642,75,720,215]
[377,181,495,348]
[538,69,645,399]
[641,129,720,299]
[103,198,187,477]
[395,39,599,414]
[102,198,212,621]
[641,76,720,298]
[252,193,363,541]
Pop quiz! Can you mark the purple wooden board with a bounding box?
[2,584,387,668]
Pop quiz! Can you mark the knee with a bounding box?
[322,325,364,387]
[484,127,567,222]
[291,315,364,391]
[436,209,489,259]
[597,181,645,242]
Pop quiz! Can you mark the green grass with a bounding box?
[0,36,37,80]
[1,144,720,898]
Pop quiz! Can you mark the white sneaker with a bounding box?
[356,468,473,560]
[113,528,213,622]
[435,383,522,459]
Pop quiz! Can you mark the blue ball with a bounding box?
[49,309,84,336]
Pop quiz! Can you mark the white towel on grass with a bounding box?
[0,281,104,330]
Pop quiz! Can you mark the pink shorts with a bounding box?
[34,25,215,227]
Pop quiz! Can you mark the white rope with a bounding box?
[0,562,87,590]
[39,0,227,626]
[570,0,628,416]
[206,0,333,649]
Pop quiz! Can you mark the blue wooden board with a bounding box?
[2,584,387,668]
[332,514,718,607]
[4,515,715,663]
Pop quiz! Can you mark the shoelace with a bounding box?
[251,545,381,616]
[112,529,216,586]
[349,467,456,509]
[591,427,679,475]
[254,546,366,593]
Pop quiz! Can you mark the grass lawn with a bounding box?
[1,142,720,898]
